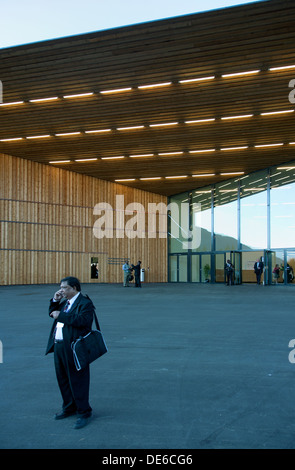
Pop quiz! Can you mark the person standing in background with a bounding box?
[254,258,264,285]
[122,260,131,287]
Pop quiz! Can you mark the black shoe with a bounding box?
[55,410,76,420]
[74,416,91,429]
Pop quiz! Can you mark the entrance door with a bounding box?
[191,254,200,282]
[231,251,242,284]
[169,254,188,282]
[264,250,276,285]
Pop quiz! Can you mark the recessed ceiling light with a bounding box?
[179,76,215,84]
[100,87,132,94]
[63,93,94,99]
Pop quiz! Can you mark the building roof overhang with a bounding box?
[1,0,295,196]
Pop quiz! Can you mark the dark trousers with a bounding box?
[54,341,92,417]
[226,272,233,285]
[134,274,141,287]
[256,272,262,284]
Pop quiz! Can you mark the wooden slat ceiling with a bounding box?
[1,0,295,196]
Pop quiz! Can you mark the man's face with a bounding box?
[60,281,77,300]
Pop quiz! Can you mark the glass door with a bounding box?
[264,250,276,285]
[286,250,295,284]
[232,251,242,285]
[179,255,188,282]
[191,254,200,282]
[201,254,211,283]
[241,251,264,283]
[169,254,188,282]
[215,253,226,283]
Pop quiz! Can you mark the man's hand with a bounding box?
[53,289,63,302]
[50,310,60,320]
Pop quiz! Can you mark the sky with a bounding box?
[0,0,261,49]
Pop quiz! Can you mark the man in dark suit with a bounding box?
[46,276,95,429]
[254,259,264,285]
[132,260,142,288]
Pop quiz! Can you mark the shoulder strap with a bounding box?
[84,294,101,331]
[93,311,101,331]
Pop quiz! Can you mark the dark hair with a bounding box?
[60,276,81,292]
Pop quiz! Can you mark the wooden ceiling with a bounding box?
[1,0,295,196]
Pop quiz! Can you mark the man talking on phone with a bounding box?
[45,276,95,429]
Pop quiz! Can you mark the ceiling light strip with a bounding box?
[100,88,132,94]
[74,158,98,162]
[269,65,295,71]
[179,76,215,84]
[117,125,145,131]
[3,63,295,109]
[85,129,111,133]
[101,156,125,160]
[192,173,216,177]
[221,114,253,120]
[138,82,172,89]
[26,135,51,139]
[220,146,248,151]
[189,149,215,153]
[165,175,188,179]
[185,118,215,124]
[29,97,59,103]
[139,177,162,180]
[158,151,183,156]
[55,132,81,137]
[149,122,178,127]
[0,101,24,106]
[220,172,245,176]
[115,178,135,182]
[0,137,23,141]
[129,154,154,158]
[49,160,71,164]
[63,93,94,99]
[260,110,294,116]
[254,143,284,148]
[222,70,260,78]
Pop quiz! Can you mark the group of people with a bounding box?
[122,260,142,288]
[272,262,294,284]
[224,258,264,286]
[225,257,294,285]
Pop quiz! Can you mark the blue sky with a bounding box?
[0,0,261,48]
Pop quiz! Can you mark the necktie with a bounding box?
[64,300,70,312]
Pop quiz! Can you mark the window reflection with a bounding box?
[240,170,267,249]
[270,166,295,248]
[168,161,295,284]
[286,250,295,283]
[168,193,189,253]
[214,179,238,251]
[191,186,212,252]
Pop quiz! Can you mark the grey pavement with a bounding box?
[0,281,295,449]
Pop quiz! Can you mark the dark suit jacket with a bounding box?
[254,262,264,274]
[45,293,95,361]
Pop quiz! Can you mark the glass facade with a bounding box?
[168,161,295,284]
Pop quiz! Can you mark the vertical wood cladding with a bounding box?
[0,153,167,284]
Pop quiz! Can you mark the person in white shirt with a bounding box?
[122,260,131,287]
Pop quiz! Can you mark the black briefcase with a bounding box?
[71,311,107,371]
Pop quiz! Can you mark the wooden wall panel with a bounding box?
[0,153,167,285]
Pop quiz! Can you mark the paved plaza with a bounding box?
[0,282,295,449]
